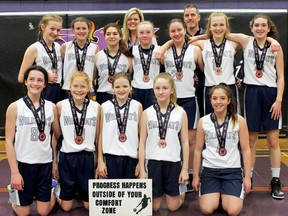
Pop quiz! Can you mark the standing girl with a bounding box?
[122,7,157,49]
[61,17,99,99]
[131,21,161,110]
[226,14,285,199]
[95,23,133,104]
[138,73,189,211]
[97,72,142,179]
[162,18,203,191]
[18,14,63,104]
[191,12,242,115]
[5,65,61,216]
[193,83,251,215]
[53,71,100,211]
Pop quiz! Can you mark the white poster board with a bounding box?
[89,179,152,216]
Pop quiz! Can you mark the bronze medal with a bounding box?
[215,67,222,75]
[75,136,84,145]
[38,132,46,142]
[118,133,127,142]
[176,72,183,80]
[255,70,263,78]
[219,147,227,156]
[108,75,113,83]
[143,75,150,83]
[158,139,167,148]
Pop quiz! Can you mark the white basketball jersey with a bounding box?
[101,99,140,158]
[243,36,277,87]
[59,99,99,153]
[164,44,196,98]
[201,114,241,168]
[62,41,97,91]
[35,41,62,83]
[96,50,130,94]
[145,105,183,162]
[202,39,236,86]
[131,45,161,89]
[14,98,54,163]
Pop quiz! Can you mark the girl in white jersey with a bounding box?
[189,12,243,115]
[53,71,100,211]
[97,72,142,179]
[18,14,63,104]
[139,72,189,211]
[226,14,285,199]
[95,23,133,104]
[193,83,251,215]
[161,18,203,191]
[131,21,161,110]
[61,17,99,99]
[5,65,61,216]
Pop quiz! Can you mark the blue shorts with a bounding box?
[244,85,281,132]
[204,84,239,115]
[177,97,198,129]
[43,83,62,104]
[58,151,95,202]
[105,154,138,179]
[132,87,155,110]
[96,92,113,104]
[200,167,244,199]
[10,162,52,206]
[147,160,181,197]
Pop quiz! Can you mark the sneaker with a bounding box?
[186,173,194,193]
[270,177,284,199]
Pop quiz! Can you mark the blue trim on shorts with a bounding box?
[42,83,61,104]
[58,151,95,202]
[200,167,243,198]
[147,160,181,197]
[244,85,279,132]
[17,162,52,205]
[96,92,113,104]
[132,87,155,110]
[104,154,138,179]
[177,97,197,129]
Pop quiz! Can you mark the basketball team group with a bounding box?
[4,3,285,216]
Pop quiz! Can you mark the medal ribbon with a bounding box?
[38,38,58,70]
[153,103,174,140]
[73,39,91,71]
[171,43,188,73]
[210,38,226,68]
[113,97,131,135]
[105,48,121,77]
[23,96,46,135]
[138,44,154,76]
[253,39,270,71]
[211,112,229,151]
[68,95,90,137]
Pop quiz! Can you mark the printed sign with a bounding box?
[89,179,152,216]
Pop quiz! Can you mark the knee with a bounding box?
[37,208,50,216]
[224,206,241,216]
[61,205,73,212]
[167,204,181,212]
[153,205,161,212]
[200,204,216,215]
[268,141,279,150]
[12,204,30,216]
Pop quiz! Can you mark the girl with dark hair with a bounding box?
[193,83,251,216]
[95,23,133,104]
[6,65,61,216]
